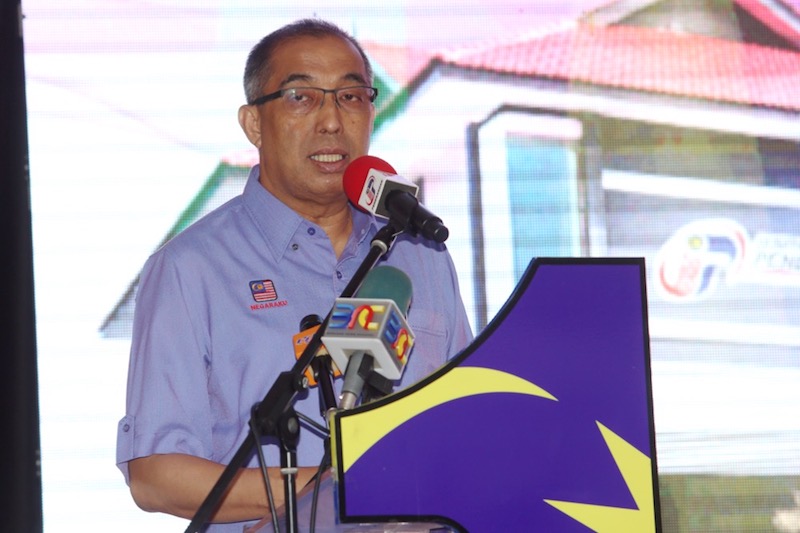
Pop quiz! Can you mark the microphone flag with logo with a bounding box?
[292,314,341,387]
[322,265,415,409]
[343,155,449,243]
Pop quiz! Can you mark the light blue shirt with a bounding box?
[116,166,472,531]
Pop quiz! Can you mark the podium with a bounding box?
[254,258,660,532]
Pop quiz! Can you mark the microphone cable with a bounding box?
[296,411,328,436]
[295,410,331,533]
[309,437,332,533]
[249,417,282,533]
[249,411,329,532]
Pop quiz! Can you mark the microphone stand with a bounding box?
[185,221,403,533]
[299,313,338,420]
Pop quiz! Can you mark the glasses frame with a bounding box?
[250,85,379,112]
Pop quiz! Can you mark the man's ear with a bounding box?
[238,104,262,148]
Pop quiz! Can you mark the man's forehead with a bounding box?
[269,35,368,82]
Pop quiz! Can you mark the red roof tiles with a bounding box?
[362,41,436,87]
[444,24,800,111]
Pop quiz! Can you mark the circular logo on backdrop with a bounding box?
[654,218,748,302]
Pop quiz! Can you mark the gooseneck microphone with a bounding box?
[343,155,450,243]
[321,265,415,410]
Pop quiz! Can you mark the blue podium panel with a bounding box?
[331,258,659,533]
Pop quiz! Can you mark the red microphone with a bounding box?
[342,155,396,202]
[343,155,449,243]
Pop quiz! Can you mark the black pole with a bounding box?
[300,314,339,419]
[278,411,300,533]
[0,2,44,531]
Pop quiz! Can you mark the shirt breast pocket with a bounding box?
[404,308,450,383]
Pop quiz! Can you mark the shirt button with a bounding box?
[123,424,130,432]
[307,227,316,235]
[291,243,299,251]
[336,270,343,279]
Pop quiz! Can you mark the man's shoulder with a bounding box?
[156,195,250,257]
[390,231,449,263]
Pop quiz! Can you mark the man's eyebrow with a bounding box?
[277,73,313,87]
[343,72,368,85]
[277,72,369,88]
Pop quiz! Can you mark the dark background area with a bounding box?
[1,0,44,530]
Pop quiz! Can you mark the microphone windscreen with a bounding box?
[356,265,413,316]
[299,314,322,331]
[343,155,397,205]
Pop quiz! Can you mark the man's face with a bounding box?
[242,34,375,215]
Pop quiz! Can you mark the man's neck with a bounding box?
[256,175,354,258]
[305,205,353,259]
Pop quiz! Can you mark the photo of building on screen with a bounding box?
[94,1,800,531]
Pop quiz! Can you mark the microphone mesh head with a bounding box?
[343,155,397,206]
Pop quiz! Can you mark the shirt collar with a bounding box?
[242,165,379,261]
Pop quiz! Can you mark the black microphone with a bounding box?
[293,314,338,416]
[321,265,415,410]
[343,155,449,243]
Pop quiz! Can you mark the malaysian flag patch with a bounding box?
[250,279,278,302]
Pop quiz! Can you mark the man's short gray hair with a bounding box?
[243,19,373,105]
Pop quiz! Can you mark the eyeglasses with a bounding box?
[251,86,378,115]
